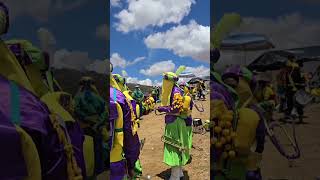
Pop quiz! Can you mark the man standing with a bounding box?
[284,58,306,123]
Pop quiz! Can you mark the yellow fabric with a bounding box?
[123,91,133,100]
[0,39,34,93]
[110,76,121,91]
[41,92,75,122]
[136,104,140,118]
[311,88,320,97]
[263,86,274,100]
[161,79,174,106]
[211,100,228,119]
[24,64,50,97]
[49,114,83,180]
[245,152,262,171]
[110,102,124,163]
[234,108,260,155]
[182,95,191,110]
[15,125,42,180]
[184,86,189,94]
[235,78,257,107]
[83,135,95,177]
[122,91,139,135]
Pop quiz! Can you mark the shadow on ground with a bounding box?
[156,168,190,180]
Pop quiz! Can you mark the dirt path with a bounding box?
[262,104,320,180]
[138,96,210,180]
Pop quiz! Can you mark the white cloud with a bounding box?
[114,0,195,33]
[87,59,108,74]
[127,77,154,86]
[110,53,145,68]
[2,0,88,22]
[52,49,106,74]
[144,20,210,62]
[185,65,210,77]
[140,60,175,76]
[37,27,56,48]
[111,0,121,7]
[235,13,320,50]
[96,24,108,40]
[37,27,56,65]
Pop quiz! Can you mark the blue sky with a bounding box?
[110,0,210,86]
[213,0,320,68]
[2,0,108,73]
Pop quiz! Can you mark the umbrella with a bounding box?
[220,33,275,64]
[188,77,204,84]
[248,46,320,72]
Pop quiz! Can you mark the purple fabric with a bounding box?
[211,81,234,110]
[223,65,241,76]
[0,111,27,179]
[185,116,192,126]
[110,160,127,180]
[158,86,184,124]
[109,87,140,172]
[67,122,86,178]
[7,44,33,65]
[0,75,86,180]
[131,99,137,117]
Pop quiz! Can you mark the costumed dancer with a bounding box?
[211,13,265,180]
[156,66,192,180]
[109,63,141,180]
[112,73,143,178]
[73,76,108,178]
[132,85,144,118]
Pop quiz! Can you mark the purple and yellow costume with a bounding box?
[157,70,193,180]
[212,63,265,180]
[110,76,141,180]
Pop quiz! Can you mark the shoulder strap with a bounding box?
[9,81,21,125]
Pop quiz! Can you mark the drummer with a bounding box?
[284,58,306,123]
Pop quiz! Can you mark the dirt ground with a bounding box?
[262,104,320,180]
[138,96,210,180]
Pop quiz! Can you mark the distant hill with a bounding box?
[53,68,154,99]
[53,68,107,98]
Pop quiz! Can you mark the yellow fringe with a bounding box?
[49,114,83,180]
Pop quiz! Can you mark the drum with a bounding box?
[193,118,203,127]
[294,89,314,106]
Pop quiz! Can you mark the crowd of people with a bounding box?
[110,64,201,179]
[211,45,320,179]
